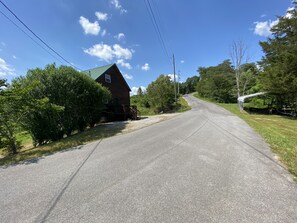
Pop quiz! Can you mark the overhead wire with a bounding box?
[151,0,172,54]
[0,10,64,64]
[0,0,81,71]
[144,0,172,65]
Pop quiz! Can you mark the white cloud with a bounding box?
[113,44,133,59]
[260,14,267,18]
[101,29,107,37]
[79,16,100,35]
[110,0,127,14]
[95,12,108,21]
[123,73,133,80]
[253,19,278,37]
[285,7,295,19]
[167,74,179,82]
[180,60,185,64]
[130,86,147,96]
[12,55,17,59]
[0,57,15,77]
[114,33,125,41]
[84,44,113,61]
[117,59,132,69]
[84,43,133,62]
[254,7,295,37]
[141,63,150,71]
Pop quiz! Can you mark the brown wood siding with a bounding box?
[96,66,130,107]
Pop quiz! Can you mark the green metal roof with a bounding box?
[83,63,131,91]
[83,64,114,80]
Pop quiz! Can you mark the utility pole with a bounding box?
[173,54,177,104]
[177,70,180,95]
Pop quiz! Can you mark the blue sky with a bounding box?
[0,0,294,94]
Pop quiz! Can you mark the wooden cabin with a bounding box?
[84,64,137,121]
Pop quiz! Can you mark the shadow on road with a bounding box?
[0,122,128,168]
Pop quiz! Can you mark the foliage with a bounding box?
[130,95,155,116]
[239,63,259,96]
[0,80,30,154]
[147,75,175,112]
[9,64,111,146]
[196,60,237,103]
[259,5,297,111]
[0,120,127,166]
[179,76,199,94]
[137,87,144,96]
[131,94,190,116]
[176,97,191,112]
[0,79,7,89]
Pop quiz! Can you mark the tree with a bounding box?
[147,75,175,112]
[239,63,259,96]
[0,79,6,89]
[137,87,144,96]
[0,80,36,154]
[230,40,249,98]
[179,76,200,94]
[12,64,111,145]
[196,60,236,103]
[259,5,297,111]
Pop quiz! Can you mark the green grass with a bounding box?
[176,97,191,112]
[137,105,156,116]
[131,95,191,116]
[194,93,297,182]
[0,123,127,166]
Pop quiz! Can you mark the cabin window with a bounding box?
[105,74,111,83]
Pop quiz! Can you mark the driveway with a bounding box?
[1,94,297,222]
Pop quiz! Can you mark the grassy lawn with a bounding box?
[194,93,297,181]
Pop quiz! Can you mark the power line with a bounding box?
[144,0,171,64]
[0,10,64,64]
[0,0,81,71]
[150,0,172,53]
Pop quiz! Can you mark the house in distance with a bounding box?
[84,63,137,121]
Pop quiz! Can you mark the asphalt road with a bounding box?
[1,94,297,223]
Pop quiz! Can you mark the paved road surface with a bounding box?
[1,95,297,223]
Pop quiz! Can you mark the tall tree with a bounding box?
[0,79,6,89]
[147,75,175,112]
[259,5,297,111]
[180,76,200,94]
[230,40,249,98]
[196,60,236,103]
[239,63,259,96]
[137,87,144,96]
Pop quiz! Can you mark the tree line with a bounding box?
[196,6,297,112]
[0,64,110,154]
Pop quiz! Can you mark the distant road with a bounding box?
[1,94,297,223]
